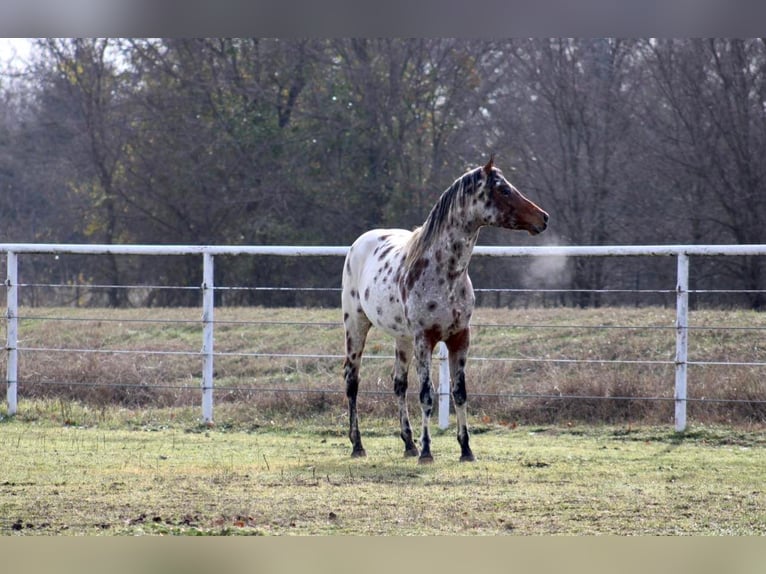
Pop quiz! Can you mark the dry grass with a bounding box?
[2,306,765,426]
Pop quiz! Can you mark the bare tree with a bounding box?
[314,39,505,238]
[32,39,135,305]
[492,39,642,306]
[645,39,766,308]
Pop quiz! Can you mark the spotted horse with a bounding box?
[342,158,549,463]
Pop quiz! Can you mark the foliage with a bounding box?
[1,39,766,307]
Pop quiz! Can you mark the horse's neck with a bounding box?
[432,223,480,279]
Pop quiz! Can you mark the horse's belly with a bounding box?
[360,281,410,337]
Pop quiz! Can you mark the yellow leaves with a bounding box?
[84,219,104,238]
[59,59,85,86]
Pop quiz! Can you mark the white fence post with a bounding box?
[674,253,689,432]
[437,341,450,430]
[5,251,18,416]
[201,252,215,424]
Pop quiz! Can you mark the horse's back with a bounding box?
[344,229,410,281]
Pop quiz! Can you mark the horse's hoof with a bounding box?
[418,454,434,464]
[404,447,420,458]
[460,453,476,463]
[351,448,367,458]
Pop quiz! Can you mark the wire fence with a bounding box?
[3,243,766,430]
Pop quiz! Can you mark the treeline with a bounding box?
[1,39,765,308]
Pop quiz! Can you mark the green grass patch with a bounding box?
[1,411,764,535]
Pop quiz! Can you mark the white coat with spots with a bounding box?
[342,158,548,462]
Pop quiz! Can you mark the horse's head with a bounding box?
[479,157,548,235]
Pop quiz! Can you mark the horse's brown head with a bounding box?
[481,157,548,235]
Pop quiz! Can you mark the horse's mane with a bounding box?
[404,166,484,269]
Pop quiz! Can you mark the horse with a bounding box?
[341,158,548,463]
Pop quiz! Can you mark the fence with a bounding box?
[3,242,766,432]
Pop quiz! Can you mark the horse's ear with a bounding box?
[483,155,495,175]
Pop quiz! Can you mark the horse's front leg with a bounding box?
[414,337,436,464]
[447,329,475,462]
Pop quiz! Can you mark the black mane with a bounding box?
[405,167,484,267]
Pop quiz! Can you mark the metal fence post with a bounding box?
[201,252,215,424]
[438,341,450,430]
[5,251,18,415]
[674,253,689,432]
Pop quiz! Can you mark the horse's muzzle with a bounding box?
[528,211,549,235]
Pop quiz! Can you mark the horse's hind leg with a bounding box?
[393,337,418,457]
[344,313,371,458]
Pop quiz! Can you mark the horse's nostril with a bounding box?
[543,212,549,224]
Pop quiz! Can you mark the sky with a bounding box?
[0,38,34,72]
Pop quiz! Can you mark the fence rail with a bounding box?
[4,243,766,431]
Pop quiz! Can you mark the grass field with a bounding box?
[1,407,765,535]
[2,306,765,535]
